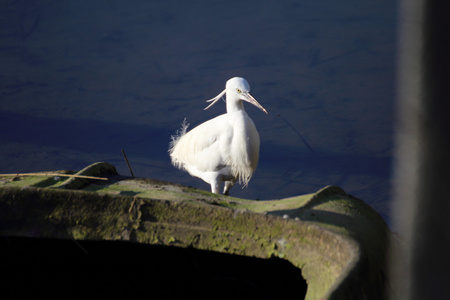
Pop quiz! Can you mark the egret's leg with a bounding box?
[210,178,221,194]
[223,180,234,195]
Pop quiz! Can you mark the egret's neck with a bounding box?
[226,97,245,114]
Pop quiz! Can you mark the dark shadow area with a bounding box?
[0,110,391,179]
[1,236,307,299]
[0,110,170,158]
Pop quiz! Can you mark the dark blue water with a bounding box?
[0,1,397,225]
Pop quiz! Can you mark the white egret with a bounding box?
[169,77,268,195]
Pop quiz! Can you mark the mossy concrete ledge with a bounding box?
[0,162,391,299]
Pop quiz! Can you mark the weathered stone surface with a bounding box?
[0,162,391,299]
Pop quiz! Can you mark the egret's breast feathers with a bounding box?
[229,116,260,187]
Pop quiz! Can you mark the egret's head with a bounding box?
[204,77,268,114]
[226,77,268,114]
[226,77,251,96]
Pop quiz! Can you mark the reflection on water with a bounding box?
[0,1,396,225]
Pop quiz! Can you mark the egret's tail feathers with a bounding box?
[169,118,190,169]
[169,118,189,150]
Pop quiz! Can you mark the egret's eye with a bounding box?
[236,88,242,93]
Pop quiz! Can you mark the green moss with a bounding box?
[0,174,61,188]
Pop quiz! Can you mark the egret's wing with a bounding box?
[170,114,232,172]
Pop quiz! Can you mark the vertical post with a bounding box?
[392,0,450,299]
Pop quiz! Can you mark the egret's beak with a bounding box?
[204,89,226,110]
[243,92,268,114]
